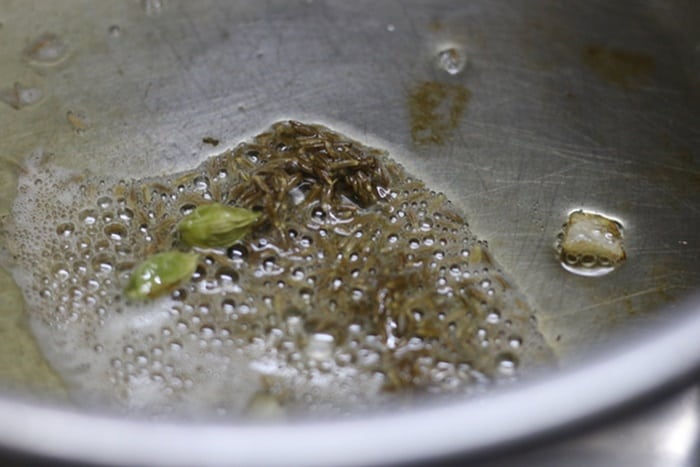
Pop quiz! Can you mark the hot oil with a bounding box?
[2,121,554,418]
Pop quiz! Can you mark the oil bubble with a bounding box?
[5,119,555,418]
[437,47,466,75]
[497,353,518,376]
[141,0,163,15]
[117,208,134,221]
[556,210,625,277]
[193,175,209,190]
[51,264,70,282]
[97,196,112,209]
[508,336,522,349]
[104,224,127,242]
[216,267,239,287]
[25,33,68,64]
[108,25,121,38]
[56,222,75,237]
[0,83,43,110]
[91,254,113,274]
[78,209,98,225]
[486,310,501,324]
[306,333,335,360]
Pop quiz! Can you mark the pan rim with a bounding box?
[0,293,698,466]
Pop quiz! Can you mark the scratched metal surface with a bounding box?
[0,0,699,464]
[1,0,698,361]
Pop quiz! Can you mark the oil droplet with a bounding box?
[216,266,239,285]
[108,25,121,38]
[306,333,335,360]
[0,83,43,110]
[351,289,364,301]
[200,326,215,339]
[437,47,466,75]
[262,257,281,275]
[556,210,625,277]
[104,223,127,242]
[300,288,313,301]
[56,222,75,237]
[141,0,163,15]
[97,196,113,209]
[51,264,70,282]
[78,209,98,225]
[497,353,518,376]
[193,175,209,191]
[117,208,134,221]
[91,254,113,274]
[25,33,68,64]
[486,310,500,324]
[73,261,88,275]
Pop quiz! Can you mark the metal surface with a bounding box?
[1,293,700,466]
[0,0,699,465]
[480,387,700,467]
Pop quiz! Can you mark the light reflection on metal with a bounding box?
[657,389,700,466]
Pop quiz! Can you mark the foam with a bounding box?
[1,121,554,418]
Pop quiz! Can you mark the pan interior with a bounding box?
[0,0,698,412]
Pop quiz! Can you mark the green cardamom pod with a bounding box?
[178,203,260,248]
[125,251,199,300]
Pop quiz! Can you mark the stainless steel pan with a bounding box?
[0,1,698,465]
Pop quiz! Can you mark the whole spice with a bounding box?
[124,251,199,299]
[177,203,260,248]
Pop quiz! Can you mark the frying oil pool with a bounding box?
[556,210,626,277]
[1,121,554,418]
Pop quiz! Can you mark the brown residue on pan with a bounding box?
[583,45,655,89]
[408,81,471,145]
